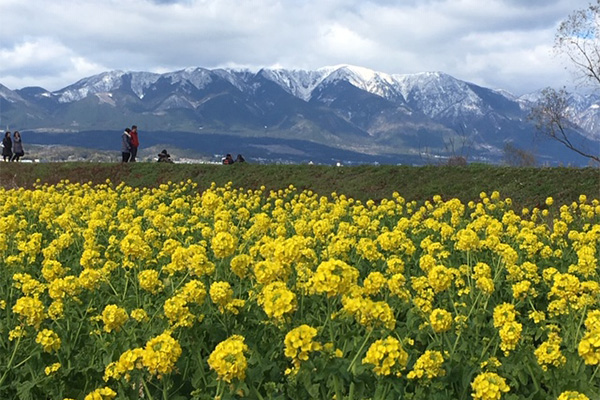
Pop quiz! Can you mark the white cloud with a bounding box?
[0,0,594,94]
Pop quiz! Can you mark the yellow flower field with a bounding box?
[0,180,598,400]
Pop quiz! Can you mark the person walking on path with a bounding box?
[2,131,12,161]
[122,128,132,163]
[10,131,23,162]
[129,125,139,162]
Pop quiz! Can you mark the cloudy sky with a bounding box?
[0,0,592,95]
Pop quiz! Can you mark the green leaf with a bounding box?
[16,380,35,400]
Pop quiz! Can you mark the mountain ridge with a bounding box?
[1,65,598,165]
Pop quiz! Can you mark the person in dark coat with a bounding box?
[10,131,23,162]
[235,154,245,163]
[121,128,132,163]
[222,154,234,165]
[2,131,12,161]
[157,149,173,163]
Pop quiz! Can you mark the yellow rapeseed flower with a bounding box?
[471,372,510,400]
[207,335,249,383]
[12,296,45,329]
[101,304,129,333]
[137,269,164,294]
[284,325,322,372]
[362,336,408,377]
[407,350,445,380]
[141,332,182,377]
[44,362,61,376]
[84,386,117,400]
[578,329,600,365]
[36,329,61,353]
[557,391,590,400]
[429,308,453,333]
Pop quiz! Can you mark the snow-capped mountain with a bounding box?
[1,65,598,165]
[567,93,600,140]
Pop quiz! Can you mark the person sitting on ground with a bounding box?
[157,149,173,163]
[222,154,234,165]
[235,154,245,163]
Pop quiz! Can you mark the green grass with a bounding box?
[1,162,598,207]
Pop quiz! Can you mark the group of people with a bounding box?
[222,153,245,164]
[121,125,140,162]
[2,131,24,162]
[120,126,250,165]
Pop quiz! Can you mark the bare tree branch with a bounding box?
[530,88,600,163]
[529,2,600,164]
[555,1,600,87]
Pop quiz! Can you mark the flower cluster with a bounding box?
[557,391,590,400]
[207,335,249,383]
[258,281,297,322]
[362,336,408,376]
[429,308,453,333]
[407,350,445,380]
[284,325,322,372]
[101,304,129,333]
[35,329,61,353]
[470,372,510,400]
[141,332,182,377]
[83,387,117,400]
[534,331,566,370]
[0,180,598,399]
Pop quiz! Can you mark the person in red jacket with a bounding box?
[129,125,140,162]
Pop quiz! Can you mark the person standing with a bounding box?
[122,128,132,163]
[11,131,23,162]
[129,125,139,162]
[2,131,12,161]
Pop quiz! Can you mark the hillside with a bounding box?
[2,65,599,165]
[1,163,598,207]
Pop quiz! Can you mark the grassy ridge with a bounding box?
[1,162,598,206]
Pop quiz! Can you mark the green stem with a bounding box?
[332,375,343,400]
[106,279,120,297]
[525,362,540,394]
[173,271,191,294]
[122,274,129,301]
[573,304,587,347]
[590,364,600,385]
[251,383,265,400]
[142,378,155,400]
[465,292,482,320]
[374,380,390,400]
[72,297,95,346]
[12,354,33,369]
[349,382,356,400]
[347,329,373,373]
[162,377,169,400]
[215,379,223,400]
[478,336,495,362]
[0,334,22,388]
[450,331,462,358]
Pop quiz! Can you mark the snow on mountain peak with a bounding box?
[164,67,213,90]
[322,64,379,82]
[57,70,127,103]
[256,67,330,101]
[256,64,399,101]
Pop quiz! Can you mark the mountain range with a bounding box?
[1,65,598,165]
